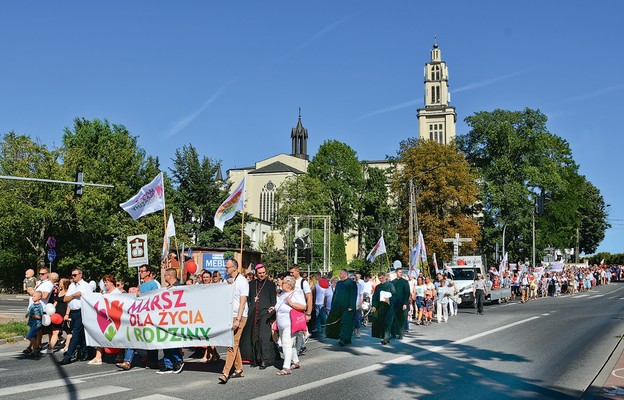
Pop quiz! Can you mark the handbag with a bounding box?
[290,308,307,334]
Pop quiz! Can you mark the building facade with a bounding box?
[417,42,457,144]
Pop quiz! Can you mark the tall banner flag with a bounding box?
[166,214,176,238]
[418,230,427,264]
[214,177,246,232]
[119,173,165,220]
[433,253,440,274]
[366,236,387,263]
[500,252,508,272]
[410,243,421,270]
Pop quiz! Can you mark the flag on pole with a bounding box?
[166,214,176,238]
[433,253,439,274]
[162,234,170,260]
[410,242,421,270]
[214,177,246,231]
[445,264,455,276]
[500,252,508,272]
[600,259,605,267]
[119,172,165,220]
[418,230,427,262]
[366,236,387,263]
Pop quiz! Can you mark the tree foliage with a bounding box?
[308,140,364,233]
[391,139,481,266]
[457,108,609,263]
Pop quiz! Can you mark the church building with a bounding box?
[225,42,457,265]
[417,42,456,144]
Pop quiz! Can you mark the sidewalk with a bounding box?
[584,335,624,399]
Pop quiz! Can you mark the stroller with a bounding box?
[361,293,372,326]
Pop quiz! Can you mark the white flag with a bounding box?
[418,230,427,262]
[366,236,387,263]
[119,173,165,220]
[214,177,246,231]
[166,214,176,238]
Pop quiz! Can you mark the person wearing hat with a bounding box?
[241,264,277,370]
[472,273,488,315]
[371,272,395,345]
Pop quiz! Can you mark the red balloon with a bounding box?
[319,278,329,289]
[104,348,121,354]
[185,260,198,275]
[50,313,63,325]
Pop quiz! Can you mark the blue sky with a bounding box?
[1,1,623,254]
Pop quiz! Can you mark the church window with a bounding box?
[259,181,277,224]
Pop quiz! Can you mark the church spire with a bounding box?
[291,108,308,160]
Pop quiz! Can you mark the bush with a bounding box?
[0,321,28,340]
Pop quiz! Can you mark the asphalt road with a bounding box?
[1,283,623,400]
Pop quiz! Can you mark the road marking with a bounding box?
[593,294,605,298]
[134,395,185,400]
[252,316,541,400]
[0,368,6,371]
[0,378,87,397]
[46,386,131,400]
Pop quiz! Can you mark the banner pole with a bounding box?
[239,211,245,272]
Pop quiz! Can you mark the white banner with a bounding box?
[82,284,234,350]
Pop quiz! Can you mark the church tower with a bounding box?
[417,42,457,144]
[291,108,309,160]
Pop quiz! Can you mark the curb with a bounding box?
[582,334,624,399]
[0,336,25,345]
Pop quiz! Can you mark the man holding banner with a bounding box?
[219,258,249,384]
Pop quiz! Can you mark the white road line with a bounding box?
[46,385,131,400]
[133,395,185,400]
[0,368,6,371]
[0,378,86,397]
[252,316,541,400]
[593,294,605,298]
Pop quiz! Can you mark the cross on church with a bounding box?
[443,233,472,259]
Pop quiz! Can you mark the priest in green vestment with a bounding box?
[371,272,395,345]
[326,269,358,346]
[391,267,411,339]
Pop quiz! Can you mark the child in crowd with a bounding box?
[23,269,36,293]
[26,291,43,356]
[423,291,434,325]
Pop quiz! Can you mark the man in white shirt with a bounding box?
[219,258,248,384]
[289,265,312,355]
[312,272,328,336]
[59,268,93,365]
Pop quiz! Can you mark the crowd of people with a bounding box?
[20,260,622,383]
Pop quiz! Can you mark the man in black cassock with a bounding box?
[326,269,358,346]
[240,264,277,369]
[371,272,395,345]
[391,267,411,339]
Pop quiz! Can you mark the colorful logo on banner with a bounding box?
[94,298,124,341]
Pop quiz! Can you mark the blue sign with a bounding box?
[47,249,56,263]
[188,248,193,258]
[202,253,226,277]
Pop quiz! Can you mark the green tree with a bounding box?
[391,139,481,267]
[61,118,162,281]
[308,140,364,233]
[457,108,608,263]
[168,144,246,249]
[357,166,398,258]
[0,132,72,286]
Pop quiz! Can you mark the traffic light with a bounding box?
[74,171,84,198]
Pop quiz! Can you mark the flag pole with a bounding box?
[239,211,245,271]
